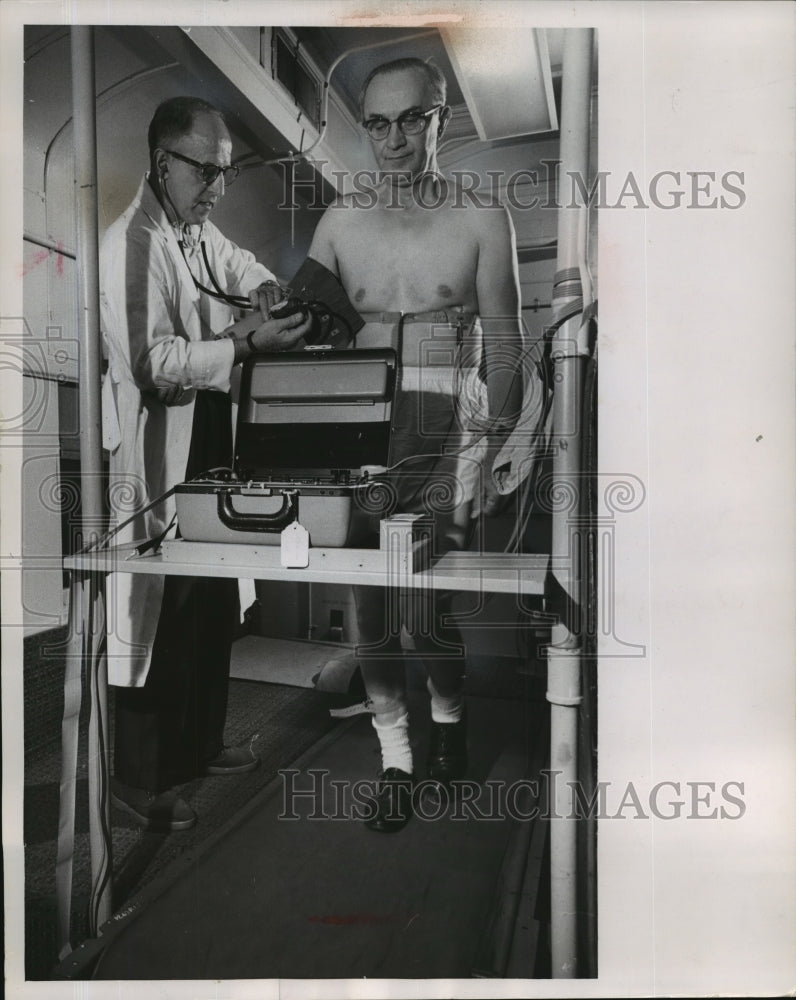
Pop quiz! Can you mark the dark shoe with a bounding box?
[204,746,259,775]
[427,712,468,784]
[111,779,196,832]
[364,768,413,833]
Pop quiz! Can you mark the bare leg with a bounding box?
[353,585,412,773]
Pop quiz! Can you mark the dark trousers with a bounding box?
[114,390,239,793]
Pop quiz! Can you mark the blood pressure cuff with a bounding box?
[288,257,365,345]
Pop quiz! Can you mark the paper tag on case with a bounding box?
[281,521,309,568]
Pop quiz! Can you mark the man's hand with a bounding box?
[481,437,513,517]
[226,308,313,363]
[248,280,287,319]
[481,473,506,517]
[248,309,313,353]
[152,383,188,406]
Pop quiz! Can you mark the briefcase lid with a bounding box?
[234,348,396,480]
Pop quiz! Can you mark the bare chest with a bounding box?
[336,207,479,314]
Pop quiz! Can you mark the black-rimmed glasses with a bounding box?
[361,105,443,141]
[163,149,240,186]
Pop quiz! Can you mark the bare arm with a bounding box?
[473,205,525,512]
[307,203,342,278]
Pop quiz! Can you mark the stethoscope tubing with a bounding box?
[177,238,253,310]
[159,172,253,311]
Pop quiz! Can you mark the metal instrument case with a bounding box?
[174,349,397,547]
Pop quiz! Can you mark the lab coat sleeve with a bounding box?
[102,228,235,394]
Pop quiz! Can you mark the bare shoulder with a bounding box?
[310,195,367,265]
[308,195,356,271]
[445,179,515,244]
[318,193,369,230]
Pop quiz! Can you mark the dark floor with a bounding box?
[23,625,551,982]
[90,690,549,980]
[23,627,343,979]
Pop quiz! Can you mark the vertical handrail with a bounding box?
[71,32,103,518]
[70,24,112,933]
[547,27,594,978]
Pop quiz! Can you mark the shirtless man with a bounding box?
[308,57,524,832]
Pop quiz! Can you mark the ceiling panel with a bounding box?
[440,27,558,141]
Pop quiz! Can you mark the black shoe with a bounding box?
[204,746,259,775]
[111,779,196,832]
[364,768,413,833]
[427,711,468,784]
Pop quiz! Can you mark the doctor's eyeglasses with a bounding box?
[163,149,240,186]
[361,105,443,141]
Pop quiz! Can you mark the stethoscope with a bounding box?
[157,168,254,311]
[177,238,253,311]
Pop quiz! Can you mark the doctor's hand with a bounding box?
[152,383,189,406]
[248,308,313,353]
[248,280,287,319]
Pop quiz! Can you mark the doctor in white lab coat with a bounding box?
[100,97,310,831]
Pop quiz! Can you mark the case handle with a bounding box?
[217,489,298,534]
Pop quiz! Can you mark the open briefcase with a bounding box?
[174,348,397,548]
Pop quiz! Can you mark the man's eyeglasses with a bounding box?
[163,149,240,186]
[361,105,443,141]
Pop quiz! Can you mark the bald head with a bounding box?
[359,58,447,119]
[148,97,229,169]
[149,97,234,226]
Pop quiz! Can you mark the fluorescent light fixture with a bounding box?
[440,27,558,140]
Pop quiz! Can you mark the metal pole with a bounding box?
[71,28,104,523]
[70,24,112,931]
[547,27,594,978]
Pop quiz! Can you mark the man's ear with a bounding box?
[154,149,169,177]
[437,105,452,137]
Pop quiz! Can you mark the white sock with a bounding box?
[427,677,464,724]
[372,711,413,774]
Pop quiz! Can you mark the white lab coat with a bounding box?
[100,175,274,686]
